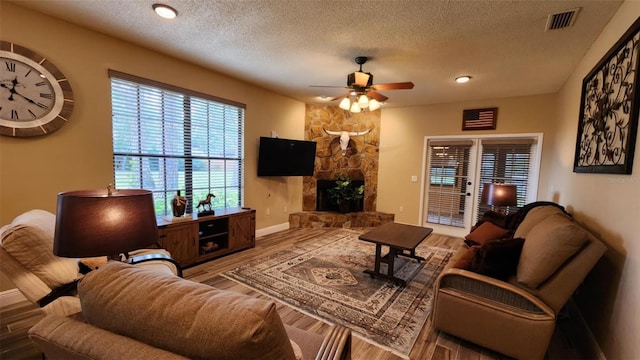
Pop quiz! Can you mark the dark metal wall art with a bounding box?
[574,17,640,174]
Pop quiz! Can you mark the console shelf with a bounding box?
[157,208,255,268]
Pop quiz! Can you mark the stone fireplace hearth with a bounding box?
[289,211,394,228]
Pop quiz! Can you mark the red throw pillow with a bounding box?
[464,221,509,247]
[452,246,480,270]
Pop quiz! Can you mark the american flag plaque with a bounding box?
[462,108,497,130]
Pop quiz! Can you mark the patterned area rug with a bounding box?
[223,228,455,358]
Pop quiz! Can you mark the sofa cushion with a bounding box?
[470,237,524,280]
[452,246,480,270]
[517,214,588,288]
[464,221,509,247]
[513,206,566,238]
[79,261,297,360]
[1,210,79,290]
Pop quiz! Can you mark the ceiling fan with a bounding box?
[311,56,414,112]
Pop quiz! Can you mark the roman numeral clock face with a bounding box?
[0,41,74,137]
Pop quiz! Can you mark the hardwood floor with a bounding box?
[0,228,598,360]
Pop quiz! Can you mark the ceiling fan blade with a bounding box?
[331,92,351,101]
[371,82,414,91]
[366,91,388,102]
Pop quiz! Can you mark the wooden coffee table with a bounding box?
[358,222,433,286]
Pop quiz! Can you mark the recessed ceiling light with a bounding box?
[153,4,178,19]
[455,75,472,83]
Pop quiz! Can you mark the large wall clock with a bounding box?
[0,41,74,137]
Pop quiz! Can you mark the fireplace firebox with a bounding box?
[316,179,364,212]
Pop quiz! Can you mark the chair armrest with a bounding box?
[435,268,555,318]
[316,325,351,360]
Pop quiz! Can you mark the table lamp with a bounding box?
[480,183,517,215]
[54,187,158,260]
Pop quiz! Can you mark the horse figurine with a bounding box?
[196,193,215,212]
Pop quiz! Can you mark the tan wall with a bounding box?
[548,2,640,358]
[0,3,305,291]
[378,94,556,224]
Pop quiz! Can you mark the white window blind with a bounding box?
[109,70,245,216]
[426,141,472,227]
[476,139,535,220]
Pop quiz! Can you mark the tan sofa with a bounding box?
[28,261,351,360]
[432,204,606,360]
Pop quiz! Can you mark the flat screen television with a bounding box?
[257,137,317,176]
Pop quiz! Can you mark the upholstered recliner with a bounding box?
[432,205,607,360]
[0,209,180,316]
[28,261,352,360]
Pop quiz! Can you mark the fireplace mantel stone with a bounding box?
[289,211,394,229]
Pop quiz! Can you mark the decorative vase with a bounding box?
[171,190,187,217]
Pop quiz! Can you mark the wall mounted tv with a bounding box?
[257,137,317,176]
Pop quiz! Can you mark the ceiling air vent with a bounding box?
[545,8,581,31]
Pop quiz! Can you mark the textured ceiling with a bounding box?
[10,0,623,108]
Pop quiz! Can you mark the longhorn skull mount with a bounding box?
[323,128,372,155]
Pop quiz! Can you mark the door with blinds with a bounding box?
[424,139,476,237]
[423,135,541,237]
[474,138,537,223]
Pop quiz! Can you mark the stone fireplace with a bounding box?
[302,104,379,211]
[288,104,394,228]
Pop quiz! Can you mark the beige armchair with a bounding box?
[0,209,180,316]
[432,205,607,360]
[0,210,82,316]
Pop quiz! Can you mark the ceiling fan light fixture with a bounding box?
[455,75,472,83]
[358,94,369,107]
[153,4,178,19]
[316,56,412,113]
[339,98,351,110]
[368,99,381,111]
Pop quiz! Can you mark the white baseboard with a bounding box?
[256,222,289,238]
[0,288,27,307]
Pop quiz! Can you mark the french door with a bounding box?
[421,134,542,237]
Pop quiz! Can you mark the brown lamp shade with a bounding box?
[54,189,158,258]
[480,183,517,207]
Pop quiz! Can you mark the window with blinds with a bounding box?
[476,139,535,221]
[109,70,245,216]
[426,140,472,227]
